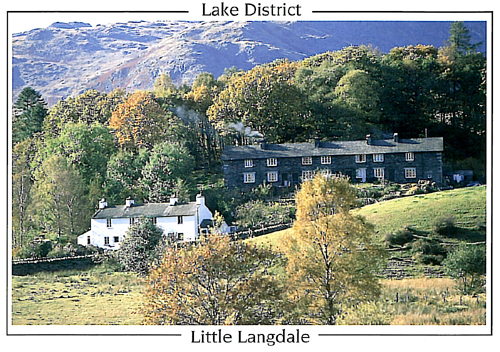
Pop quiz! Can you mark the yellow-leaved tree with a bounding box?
[280,174,385,325]
[141,227,285,325]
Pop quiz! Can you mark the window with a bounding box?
[267,158,277,167]
[373,154,384,163]
[178,216,183,224]
[152,217,157,225]
[87,236,91,245]
[129,218,135,225]
[373,168,385,178]
[243,172,256,184]
[302,156,312,165]
[113,236,119,243]
[405,152,415,161]
[321,155,331,164]
[177,233,184,241]
[355,168,367,179]
[244,159,254,168]
[302,170,315,181]
[267,171,278,183]
[106,219,112,228]
[104,237,110,245]
[355,154,366,163]
[405,168,417,179]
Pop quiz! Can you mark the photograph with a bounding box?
[4,1,494,350]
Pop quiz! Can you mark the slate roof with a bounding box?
[92,202,200,219]
[221,137,443,161]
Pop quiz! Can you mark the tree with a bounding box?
[279,174,385,325]
[31,154,88,240]
[118,217,166,276]
[12,87,48,145]
[142,234,285,325]
[140,142,194,203]
[447,21,481,55]
[235,200,294,234]
[109,91,182,150]
[443,242,486,295]
[12,138,37,247]
[104,148,150,205]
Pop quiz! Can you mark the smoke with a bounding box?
[228,122,263,138]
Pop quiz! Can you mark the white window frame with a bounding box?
[104,237,110,245]
[355,168,367,179]
[106,219,112,228]
[373,154,384,163]
[405,152,415,161]
[302,170,315,181]
[267,158,278,167]
[244,159,254,168]
[243,172,256,184]
[405,168,417,179]
[355,154,366,163]
[267,171,278,183]
[113,236,120,243]
[302,156,313,165]
[321,155,332,164]
[373,168,385,179]
[129,218,135,225]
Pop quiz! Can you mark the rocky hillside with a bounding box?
[12,20,486,105]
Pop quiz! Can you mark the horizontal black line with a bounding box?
[7,10,190,14]
[8,333,183,336]
[311,10,493,14]
[318,334,492,337]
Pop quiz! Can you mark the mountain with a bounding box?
[12,20,486,106]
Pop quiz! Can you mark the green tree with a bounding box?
[443,242,486,295]
[118,217,166,276]
[31,154,89,240]
[142,234,285,325]
[447,21,481,55]
[104,148,150,205]
[12,138,37,247]
[12,87,48,145]
[235,200,293,234]
[140,142,194,203]
[280,174,385,325]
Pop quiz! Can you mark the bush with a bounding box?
[411,238,447,265]
[384,228,414,246]
[433,215,456,237]
[118,217,167,276]
[443,242,486,295]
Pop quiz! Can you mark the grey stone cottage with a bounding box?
[221,134,443,190]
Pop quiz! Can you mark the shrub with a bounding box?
[384,228,414,246]
[118,217,167,276]
[443,242,486,295]
[411,238,447,265]
[433,215,456,237]
[338,301,391,325]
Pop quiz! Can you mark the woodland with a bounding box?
[11,22,486,258]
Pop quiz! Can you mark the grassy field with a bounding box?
[12,186,487,326]
[12,266,144,325]
[248,186,487,248]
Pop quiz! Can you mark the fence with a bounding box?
[12,254,97,276]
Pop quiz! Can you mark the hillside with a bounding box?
[12,20,486,105]
[247,186,487,248]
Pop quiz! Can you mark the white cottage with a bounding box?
[78,194,214,250]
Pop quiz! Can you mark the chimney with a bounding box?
[366,134,372,145]
[314,139,321,148]
[99,198,107,209]
[125,197,134,207]
[260,139,267,150]
[393,133,399,143]
[169,197,178,206]
[196,194,205,206]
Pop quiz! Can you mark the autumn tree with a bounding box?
[142,234,285,325]
[12,87,48,145]
[279,174,385,325]
[109,91,180,150]
[43,89,124,138]
[207,59,309,144]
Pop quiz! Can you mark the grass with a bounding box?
[247,186,487,248]
[380,278,486,325]
[12,265,144,325]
